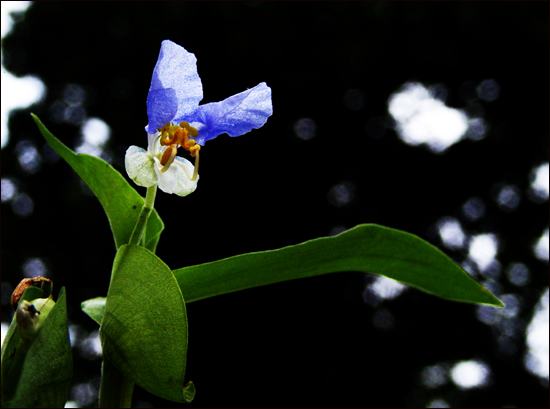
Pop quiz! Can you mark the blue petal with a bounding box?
[186,82,273,145]
[146,88,177,134]
[146,40,203,132]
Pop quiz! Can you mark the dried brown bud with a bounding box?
[11,277,53,311]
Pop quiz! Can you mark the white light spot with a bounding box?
[69,324,84,348]
[530,163,549,201]
[79,330,103,359]
[64,105,86,126]
[495,184,521,212]
[476,79,500,102]
[1,178,17,202]
[460,259,477,277]
[450,360,490,389]
[15,140,42,174]
[426,399,450,408]
[506,263,530,287]
[1,322,9,347]
[524,288,549,379]
[420,364,448,388]
[480,259,501,280]
[533,228,549,261]
[437,217,466,249]
[0,1,31,38]
[388,82,469,153]
[70,383,98,407]
[468,234,498,272]
[81,118,110,146]
[22,257,48,278]
[462,197,485,221]
[327,181,356,207]
[75,142,106,160]
[0,1,46,149]
[369,276,407,300]
[482,280,503,300]
[1,0,46,149]
[76,118,111,159]
[476,304,500,325]
[499,294,521,319]
[466,117,488,141]
[63,84,86,106]
[12,192,33,216]
[293,118,316,140]
[1,74,46,150]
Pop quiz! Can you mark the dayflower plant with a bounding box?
[15,38,504,408]
[125,40,273,196]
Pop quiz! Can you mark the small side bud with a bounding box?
[16,297,55,341]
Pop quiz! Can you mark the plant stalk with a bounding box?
[98,357,134,408]
[98,185,157,407]
[129,185,157,246]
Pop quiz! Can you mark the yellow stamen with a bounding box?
[160,145,178,173]
[189,144,200,157]
[180,121,198,137]
[156,122,201,176]
[160,130,172,146]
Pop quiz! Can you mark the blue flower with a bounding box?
[125,40,273,196]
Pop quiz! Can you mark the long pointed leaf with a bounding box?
[173,224,504,307]
[81,224,504,328]
[31,114,164,251]
[99,244,193,403]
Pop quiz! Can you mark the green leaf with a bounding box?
[81,297,108,326]
[31,113,164,252]
[1,288,73,408]
[81,224,504,328]
[99,244,192,403]
[20,286,44,303]
[174,224,504,307]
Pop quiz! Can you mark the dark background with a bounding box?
[2,2,548,408]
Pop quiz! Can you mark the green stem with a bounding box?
[98,186,157,407]
[99,357,134,408]
[129,185,157,246]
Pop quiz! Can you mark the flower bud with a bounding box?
[16,297,55,341]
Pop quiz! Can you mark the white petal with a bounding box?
[125,146,157,188]
[153,156,176,193]
[172,156,199,196]
[153,155,198,196]
[147,132,161,155]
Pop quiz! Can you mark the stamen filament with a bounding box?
[191,150,199,181]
